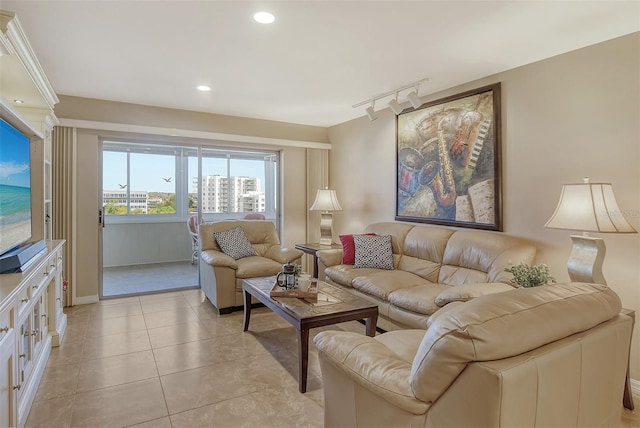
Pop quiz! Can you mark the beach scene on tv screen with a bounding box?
[0,119,32,254]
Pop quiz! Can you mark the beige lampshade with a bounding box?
[309,189,343,212]
[545,182,636,233]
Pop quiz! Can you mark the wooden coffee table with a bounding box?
[242,276,378,393]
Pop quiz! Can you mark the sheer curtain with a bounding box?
[52,126,76,306]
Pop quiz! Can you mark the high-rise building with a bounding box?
[194,175,263,213]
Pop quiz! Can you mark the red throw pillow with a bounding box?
[339,233,375,265]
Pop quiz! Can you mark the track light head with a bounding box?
[365,104,377,121]
[407,90,422,109]
[388,93,404,115]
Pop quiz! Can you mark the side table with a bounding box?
[294,243,342,278]
[622,308,635,410]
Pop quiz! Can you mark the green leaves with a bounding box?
[505,263,556,288]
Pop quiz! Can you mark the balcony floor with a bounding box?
[103,261,199,298]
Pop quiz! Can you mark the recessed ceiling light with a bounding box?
[253,11,275,24]
[13,99,24,104]
[196,85,211,91]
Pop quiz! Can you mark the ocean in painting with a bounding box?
[0,184,31,225]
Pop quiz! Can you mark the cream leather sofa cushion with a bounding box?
[388,284,449,315]
[439,230,536,285]
[410,282,622,403]
[364,222,413,253]
[352,270,428,300]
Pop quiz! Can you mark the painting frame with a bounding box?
[395,83,502,231]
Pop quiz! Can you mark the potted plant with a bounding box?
[505,263,556,288]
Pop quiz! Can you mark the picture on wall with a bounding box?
[396,83,502,231]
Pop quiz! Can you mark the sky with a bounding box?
[102,151,266,193]
[0,118,31,188]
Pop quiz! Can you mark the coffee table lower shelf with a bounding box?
[242,276,378,393]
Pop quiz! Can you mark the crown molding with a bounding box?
[0,10,59,110]
[58,118,332,150]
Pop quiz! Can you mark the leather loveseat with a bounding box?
[314,282,632,427]
[316,222,536,331]
[199,220,303,314]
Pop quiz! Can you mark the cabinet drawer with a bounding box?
[16,287,31,318]
[30,257,56,296]
[0,307,12,346]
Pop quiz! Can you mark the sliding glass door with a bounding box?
[100,140,279,298]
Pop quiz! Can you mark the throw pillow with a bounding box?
[214,226,256,260]
[339,233,376,264]
[353,234,394,270]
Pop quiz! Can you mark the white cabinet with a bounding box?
[0,305,16,428]
[0,241,65,427]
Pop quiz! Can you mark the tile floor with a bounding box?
[102,261,198,297]
[25,289,640,428]
[25,289,365,428]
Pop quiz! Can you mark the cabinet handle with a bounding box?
[42,314,47,318]
[31,329,39,336]
[13,385,21,391]
[50,264,55,268]
[56,298,61,301]
[0,326,8,333]
[58,256,62,261]
[21,298,29,303]
[18,354,25,358]
[32,285,39,289]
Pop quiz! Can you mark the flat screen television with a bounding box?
[0,117,32,257]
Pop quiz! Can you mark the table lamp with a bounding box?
[310,188,343,245]
[545,178,636,285]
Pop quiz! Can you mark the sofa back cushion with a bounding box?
[398,226,454,282]
[409,282,622,403]
[439,230,536,285]
[363,222,413,255]
[199,220,280,257]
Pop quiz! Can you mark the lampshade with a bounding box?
[310,189,343,212]
[545,181,636,233]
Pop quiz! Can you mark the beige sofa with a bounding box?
[317,222,536,330]
[314,282,632,427]
[199,220,303,314]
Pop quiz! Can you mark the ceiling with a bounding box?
[2,1,639,128]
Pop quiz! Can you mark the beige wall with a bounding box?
[328,33,640,379]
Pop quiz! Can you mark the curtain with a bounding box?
[51,126,76,307]
[306,148,330,244]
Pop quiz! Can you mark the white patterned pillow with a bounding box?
[353,234,394,270]
[214,226,256,260]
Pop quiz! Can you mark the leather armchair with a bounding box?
[199,220,302,314]
[314,282,632,427]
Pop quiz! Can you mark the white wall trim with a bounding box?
[58,118,332,150]
[0,11,59,109]
[632,378,640,396]
[74,294,99,305]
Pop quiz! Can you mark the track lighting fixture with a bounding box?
[388,93,404,115]
[353,78,428,120]
[407,84,423,109]
[365,101,377,121]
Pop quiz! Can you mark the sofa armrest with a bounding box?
[265,246,303,264]
[317,249,343,268]
[434,282,515,307]
[314,331,428,414]
[200,249,238,269]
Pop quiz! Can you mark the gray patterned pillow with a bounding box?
[214,226,256,260]
[353,234,394,270]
